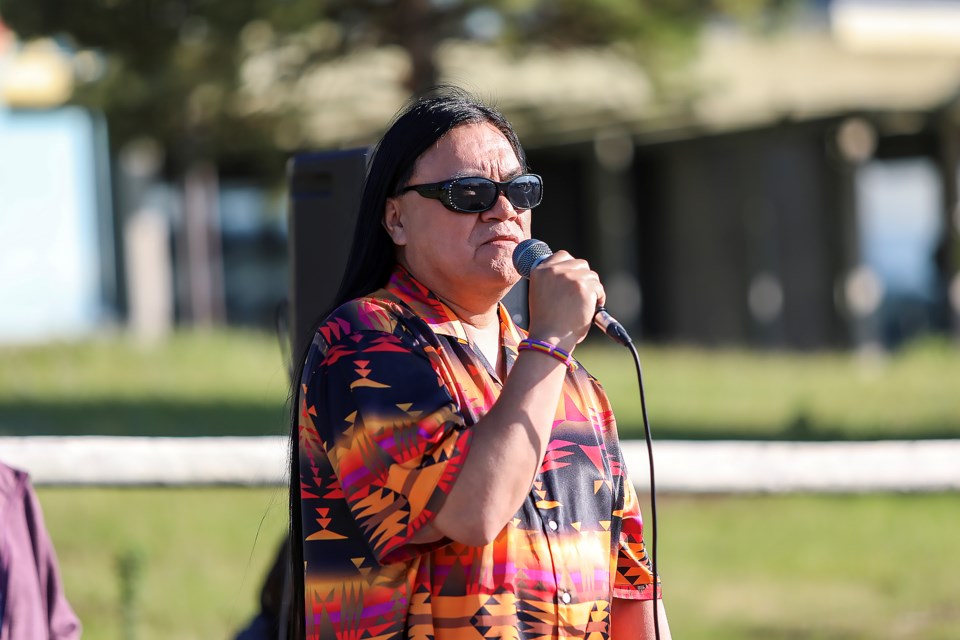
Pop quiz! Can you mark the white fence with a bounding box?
[3,436,959,492]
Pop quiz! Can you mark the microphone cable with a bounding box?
[513,240,660,635]
[623,336,660,640]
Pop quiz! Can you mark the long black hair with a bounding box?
[286,86,526,638]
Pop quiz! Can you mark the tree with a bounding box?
[1,0,793,327]
[1,0,794,173]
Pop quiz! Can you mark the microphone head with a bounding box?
[512,239,553,278]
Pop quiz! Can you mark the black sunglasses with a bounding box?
[400,174,543,213]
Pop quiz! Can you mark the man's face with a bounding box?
[384,122,532,304]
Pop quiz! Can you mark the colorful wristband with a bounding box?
[518,338,578,371]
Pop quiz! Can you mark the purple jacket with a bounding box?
[0,462,81,640]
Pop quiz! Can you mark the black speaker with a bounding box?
[287,148,368,367]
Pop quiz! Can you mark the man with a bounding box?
[290,89,671,639]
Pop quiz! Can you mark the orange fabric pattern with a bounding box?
[297,266,659,640]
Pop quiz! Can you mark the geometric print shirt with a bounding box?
[297,265,659,640]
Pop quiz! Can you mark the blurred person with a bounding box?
[0,461,81,640]
[288,87,670,640]
[233,539,288,640]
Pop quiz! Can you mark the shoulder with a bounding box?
[0,461,27,499]
[314,292,416,345]
[305,291,441,370]
[0,462,30,528]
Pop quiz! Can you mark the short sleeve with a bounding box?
[303,326,472,565]
[613,476,661,600]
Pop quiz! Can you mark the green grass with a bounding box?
[2,330,959,439]
[38,486,289,640]
[11,333,958,638]
[36,488,960,639]
[659,492,960,639]
[0,330,291,436]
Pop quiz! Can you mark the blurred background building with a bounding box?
[2,0,959,351]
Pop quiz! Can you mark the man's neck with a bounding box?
[437,294,500,331]
[459,312,504,377]
[396,258,511,374]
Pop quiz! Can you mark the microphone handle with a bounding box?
[594,308,632,346]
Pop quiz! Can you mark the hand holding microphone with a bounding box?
[512,239,632,347]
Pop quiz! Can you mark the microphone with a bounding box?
[512,239,633,346]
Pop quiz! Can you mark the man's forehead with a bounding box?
[414,124,521,178]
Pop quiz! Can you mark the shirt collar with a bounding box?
[382,265,525,355]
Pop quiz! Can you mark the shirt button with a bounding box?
[560,591,572,604]
[548,520,558,531]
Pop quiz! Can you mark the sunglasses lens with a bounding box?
[450,177,498,212]
[507,175,542,209]
[445,175,543,212]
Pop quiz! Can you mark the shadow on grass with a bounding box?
[0,399,290,437]
[2,400,958,441]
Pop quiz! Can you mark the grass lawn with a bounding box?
[37,487,960,640]
[38,486,290,640]
[0,330,292,437]
[14,332,959,637]
[2,330,958,440]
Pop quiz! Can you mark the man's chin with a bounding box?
[487,255,521,283]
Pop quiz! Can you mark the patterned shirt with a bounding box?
[297,266,658,640]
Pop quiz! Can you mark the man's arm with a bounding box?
[416,252,605,547]
[610,598,672,640]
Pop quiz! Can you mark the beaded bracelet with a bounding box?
[517,338,578,371]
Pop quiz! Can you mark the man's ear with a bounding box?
[383,197,407,246]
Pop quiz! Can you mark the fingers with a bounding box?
[526,250,605,348]
[534,251,604,307]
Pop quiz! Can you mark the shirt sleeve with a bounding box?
[613,475,662,600]
[302,324,471,565]
[0,466,82,640]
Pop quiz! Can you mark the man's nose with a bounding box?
[479,192,518,222]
